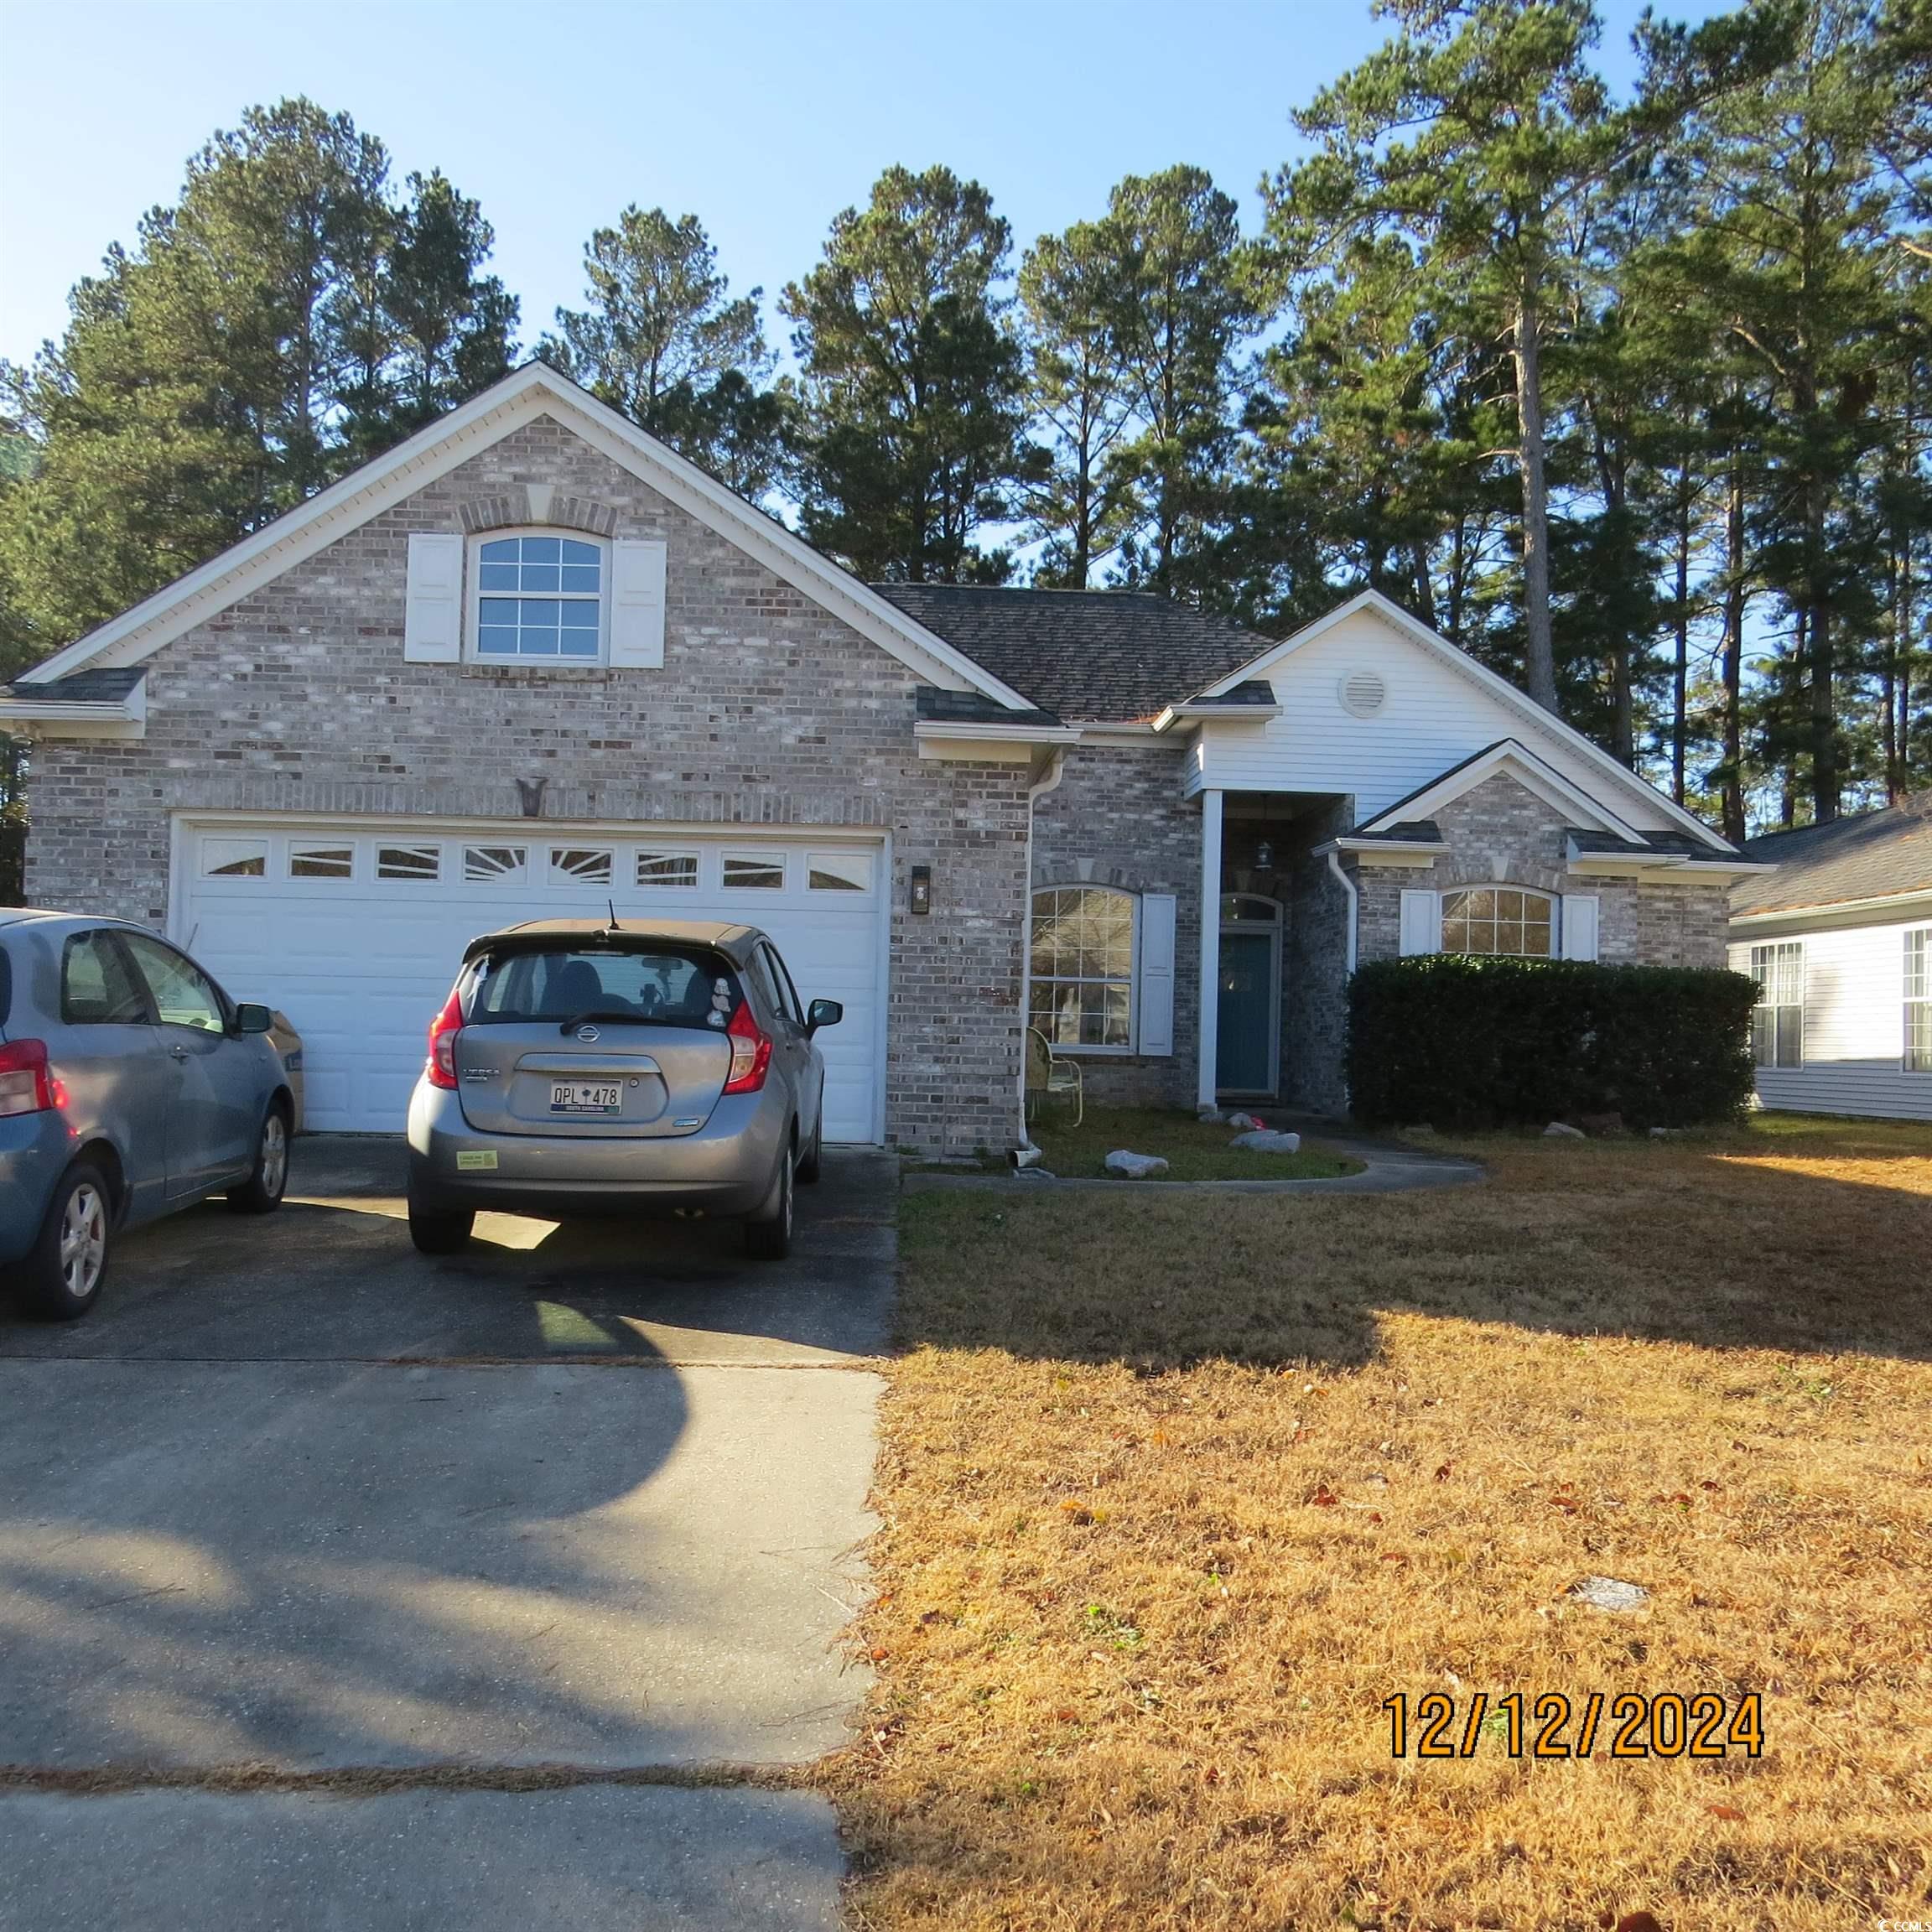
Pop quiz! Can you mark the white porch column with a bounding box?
[1197,787,1223,1109]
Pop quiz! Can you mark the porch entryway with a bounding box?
[1199,790,1353,1111]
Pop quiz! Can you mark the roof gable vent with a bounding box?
[1339,667,1388,718]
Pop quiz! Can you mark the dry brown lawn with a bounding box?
[826,1117,1932,1932]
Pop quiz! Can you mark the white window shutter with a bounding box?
[1398,889,1441,957]
[1561,893,1601,961]
[1135,893,1176,1056]
[609,538,667,668]
[402,532,463,663]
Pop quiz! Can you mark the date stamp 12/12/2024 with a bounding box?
[1383,1691,1763,1760]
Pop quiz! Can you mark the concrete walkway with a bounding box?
[0,1137,892,1930]
[904,1127,1483,1197]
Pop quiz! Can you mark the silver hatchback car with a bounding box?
[406,920,843,1259]
[0,910,294,1320]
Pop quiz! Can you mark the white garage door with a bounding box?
[174,818,889,1141]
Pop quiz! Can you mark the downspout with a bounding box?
[1326,849,1358,1116]
[1015,748,1067,1160]
[1326,849,1358,975]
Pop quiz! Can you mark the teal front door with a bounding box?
[1216,930,1277,1094]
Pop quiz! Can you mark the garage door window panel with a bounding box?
[808,853,873,892]
[474,534,605,662]
[724,854,785,890]
[465,845,527,883]
[202,839,267,879]
[289,844,354,880]
[636,852,699,888]
[552,847,613,886]
[377,845,441,882]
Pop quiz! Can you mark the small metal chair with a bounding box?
[1025,1025,1084,1128]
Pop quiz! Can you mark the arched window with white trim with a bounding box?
[471,531,607,662]
[1440,886,1555,958]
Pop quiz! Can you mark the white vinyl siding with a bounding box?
[1727,921,1932,1120]
[1186,605,1686,835]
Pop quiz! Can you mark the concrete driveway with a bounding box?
[0,1137,893,1930]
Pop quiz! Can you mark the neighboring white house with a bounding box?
[1729,791,1932,1120]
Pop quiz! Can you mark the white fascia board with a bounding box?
[0,704,144,739]
[1200,588,1734,854]
[1150,702,1281,731]
[1361,740,1649,845]
[18,363,1036,713]
[1072,720,1162,741]
[911,719,1080,745]
[1332,835,1452,858]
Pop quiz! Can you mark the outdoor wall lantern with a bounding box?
[909,865,932,915]
[1254,839,1275,870]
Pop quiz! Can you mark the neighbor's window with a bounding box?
[1906,928,1931,1073]
[1030,886,1135,1049]
[1749,941,1804,1068]
[475,533,604,661]
[1441,886,1555,958]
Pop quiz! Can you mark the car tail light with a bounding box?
[721,1000,771,1094]
[0,1038,60,1117]
[425,989,464,1091]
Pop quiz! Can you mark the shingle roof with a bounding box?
[871,584,1270,724]
[5,666,145,704]
[914,687,1063,729]
[1733,791,1932,916]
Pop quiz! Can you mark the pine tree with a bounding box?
[782,165,1036,582]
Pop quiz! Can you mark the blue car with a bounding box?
[0,911,295,1320]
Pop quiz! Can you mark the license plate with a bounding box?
[550,1082,621,1114]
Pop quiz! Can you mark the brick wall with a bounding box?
[1351,771,1732,969]
[23,412,1031,1154]
[1029,744,1200,1109]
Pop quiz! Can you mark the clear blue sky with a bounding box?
[0,0,1724,372]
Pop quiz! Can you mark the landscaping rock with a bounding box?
[1404,1124,1438,1138]
[1197,1105,1228,1124]
[1230,1130,1301,1154]
[1568,1575,1650,1614]
[1104,1150,1170,1179]
[1226,1111,1265,1130]
[1543,1122,1587,1140]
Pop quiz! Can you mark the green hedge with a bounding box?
[1346,955,1760,1130]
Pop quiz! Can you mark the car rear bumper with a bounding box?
[0,1114,79,1265]
[406,1080,790,1219]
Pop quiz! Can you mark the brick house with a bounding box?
[0,364,1763,1151]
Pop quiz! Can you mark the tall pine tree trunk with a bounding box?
[1806,473,1838,823]
[1512,276,1559,713]
[1672,481,1691,806]
[1721,452,1748,844]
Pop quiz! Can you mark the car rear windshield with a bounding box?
[467,947,742,1029]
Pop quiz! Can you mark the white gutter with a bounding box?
[911,719,1081,745]
[1015,749,1068,1151]
[1326,849,1359,976]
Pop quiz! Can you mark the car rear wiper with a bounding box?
[556,1009,657,1036]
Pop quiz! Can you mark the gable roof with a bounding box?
[14,362,1034,712]
[1733,790,1932,916]
[1355,738,1652,845]
[871,584,1269,724]
[1197,588,1738,855]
